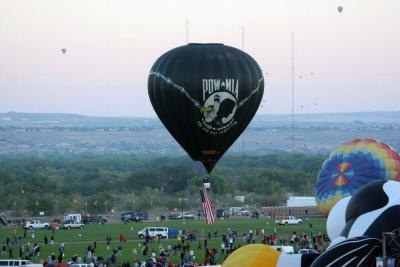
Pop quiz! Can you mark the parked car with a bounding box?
[168,212,194,220]
[62,220,84,229]
[216,209,225,219]
[168,212,180,220]
[135,212,149,220]
[275,216,303,225]
[121,211,148,223]
[229,207,250,216]
[179,212,194,220]
[137,227,168,239]
[121,213,143,223]
[86,215,107,224]
[24,220,50,230]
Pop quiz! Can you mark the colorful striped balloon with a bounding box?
[315,139,400,216]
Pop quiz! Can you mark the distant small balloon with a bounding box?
[337,6,343,13]
[61,48,67,54]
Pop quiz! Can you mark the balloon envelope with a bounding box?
[61,48,67,54]
[337,6,343,13]
[222,244,312,267]
[223,244,280,267]
[148,43,264,173]
[344,180,400,239]
[310,236,381,267]
[326,196,351,241]
[315,139,400,215]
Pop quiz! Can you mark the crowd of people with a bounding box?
[1,224,330,267]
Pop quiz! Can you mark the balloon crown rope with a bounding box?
[149,71,264,112]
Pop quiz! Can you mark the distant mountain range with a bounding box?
[1,111,399,128]
[254,111,400,123]
[0,111,399,156]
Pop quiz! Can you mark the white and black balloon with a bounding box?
[313,180,400,267]
[326,196,351,242]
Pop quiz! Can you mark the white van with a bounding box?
[271,245,295,254]
[137,227,168,239]
[0,259,42,267]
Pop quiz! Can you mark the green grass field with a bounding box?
[0,218,327,265]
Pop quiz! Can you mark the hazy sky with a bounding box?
[0,0,399,117]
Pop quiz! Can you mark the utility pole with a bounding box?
[291,32,295,152]
[185,20,189,44]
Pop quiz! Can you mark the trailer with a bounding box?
[63,213,82,223]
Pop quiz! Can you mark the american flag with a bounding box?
[200,189,216,224]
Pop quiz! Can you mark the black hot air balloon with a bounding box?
[148,43,264,173]
[61,48,67,54]
[337,6,343,13]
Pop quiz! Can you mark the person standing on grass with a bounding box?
[106,235,111,250]
[12,227,17,240]
[145,229,150,244]
[8,242,13,258]
[35,243,41,257]
[132,247,137,257]
[2,243,6,256]
[87,245,92,259]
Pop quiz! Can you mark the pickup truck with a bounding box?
[62,220,85,229]
[275,216,303,225]
[24,220,50,229]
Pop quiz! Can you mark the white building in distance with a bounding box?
[286,196,317,207]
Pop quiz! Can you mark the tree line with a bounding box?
[0,153,325,216]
